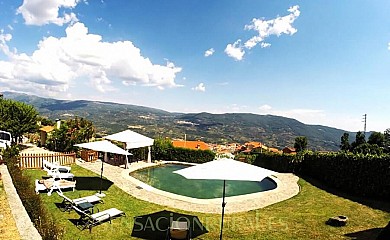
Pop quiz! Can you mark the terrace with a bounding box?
[1,156,389,239]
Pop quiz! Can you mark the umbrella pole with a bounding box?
[99,152,106,194]
[220,180,226,240]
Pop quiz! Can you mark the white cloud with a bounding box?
[259,104,272,111]
[192,83,206,92]
[216,82,229,86]
[17,0,80,26]
[226,5,300,60]
[260,42,271,48]
[226,104,249,112]
[0,30,13,56]
[0,22,182,96]
[257,105,327,125]
[224,40,245,61]
[204,48,215,57]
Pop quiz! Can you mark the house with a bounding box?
[39,126,55,146]
[172,140,210,150]
[282,147,296,154]
[268,147,282,154]
[39,119,61,146]
[245,141,262,149]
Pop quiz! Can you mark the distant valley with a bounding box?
[3,91,352,151]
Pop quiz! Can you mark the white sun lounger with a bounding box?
[35,179,76,196]
[43,160,74,179]
[47,170,74,180]
[43,160,71,173]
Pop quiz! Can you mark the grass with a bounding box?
[0,179,21,239]
[23,165,389,240]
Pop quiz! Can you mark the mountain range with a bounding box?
[2,91,351,151]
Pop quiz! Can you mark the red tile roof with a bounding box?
[172,140,209,150]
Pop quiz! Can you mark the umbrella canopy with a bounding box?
[74,140,131,155]
[174,158,276,181]
[174,158,277,240]
[104,130,154,149]
[74,140,131,194]
[131,210,208,240]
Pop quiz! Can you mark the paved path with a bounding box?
[20,144,55,154]
[77,160,300,214]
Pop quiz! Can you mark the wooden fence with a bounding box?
[19,152,76,169]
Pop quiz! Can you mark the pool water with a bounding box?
[130,164,277,199]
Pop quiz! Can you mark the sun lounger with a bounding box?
[47,169,74,180]
[35,178,76,196]
[43,160,74,179]
[73,205,125,232]
[43,160,71,173]
[57,192,103,212]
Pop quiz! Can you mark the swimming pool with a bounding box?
[130,163,277,199]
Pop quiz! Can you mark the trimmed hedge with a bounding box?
[252,152,303,173]
[253,151,390,200]
[152,138,215,163]
[302,152,390,199]
[168,147,215,163]
[3,146,63,240]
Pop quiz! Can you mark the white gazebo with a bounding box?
[104,130,154,167]
[74,140,132,195]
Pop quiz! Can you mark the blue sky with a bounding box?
[0,0,389,132]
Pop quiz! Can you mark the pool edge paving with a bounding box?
[77,160,300,214]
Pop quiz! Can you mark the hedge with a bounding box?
[168,147,215,163]
[152,138,215,164]
[302,152,390,199]
[252,152,303,173]
[3,146,63,240]
[253,151,390,200]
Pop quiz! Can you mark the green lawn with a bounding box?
[24,165,389,240]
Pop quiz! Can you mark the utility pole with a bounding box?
[362,114,367,135]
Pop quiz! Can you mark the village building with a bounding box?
[171,140,210,150]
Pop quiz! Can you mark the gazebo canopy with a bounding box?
[74,140,131,155]
[104,130,154,149]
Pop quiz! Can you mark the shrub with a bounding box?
[152,137,215,163]
[4,146,63,240]
[169,147,215,163]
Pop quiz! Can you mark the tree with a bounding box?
[367,132,385,148]
[46,117,95,152]
[351,131,366,151]
[0,98,38,142]
[353,143,383,155]
[384,128,390,153]
[294,136,307,152]
[152,137,173,160]
[340,132,350,151]
[36,116,55,126]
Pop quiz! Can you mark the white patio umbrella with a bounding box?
[74,140,131,194]
[174,158,277,240]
